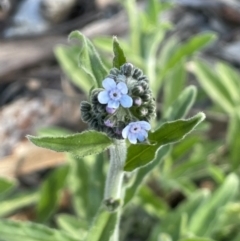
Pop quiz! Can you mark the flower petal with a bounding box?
[128,133,137,144]
[120,95,133,108]
[117,82,128,94]
[108,100,120,108]
[98,90,110,104]
[122,125,130,138]
[102,78,116,90]
[137,130,148,142]
[139,121,151,130]
[137,133,145,142]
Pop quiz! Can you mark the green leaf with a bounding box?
[161,33,216,79]
[208,164,225,184]
[69,31,108,88]
[85,206,118,241]
[138,185,169,218]
[0,219,79,241]
[163,61,187,112]
[93,36,144,69]
[112,36,127,69]
[179,238,215,241]
[158,36,179,71]
[189,173,239,236]
[192,59,235,113]
[159,190,210,240]
[54,45,93,94]
[146,0,161,25]
[0,191,38,217]
[67,154,105,221]
[124,145,170,205]
[0,178,16,197]
[36,166,69,222]
[56,214,88,239]
[145,30,165,96]
[37,126,72,136]
[124,0,141,55]
[216,62,240,104]
[27,131,113,157]
[171,135,202,160]
[124,113,205,171]
[164,85,197,121]
[227,112,240,170]
[67,155,89,219]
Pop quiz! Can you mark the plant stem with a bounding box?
[104,139,127,212]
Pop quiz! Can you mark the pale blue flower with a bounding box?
[98,78,133,109]
[122,121,151,144]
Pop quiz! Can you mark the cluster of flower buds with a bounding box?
[80,63,156,144]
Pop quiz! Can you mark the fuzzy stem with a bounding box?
[104,139,127,212]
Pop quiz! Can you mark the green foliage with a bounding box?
[69,31,108,88]
[189,174,239,236]
[0,178,16,197]
[179,238,215,241]
[124,113,205,171]
[56,214,88,239]
[164,86,197,121]
[113,36,127,69]
[0,191,38,217]
[67,154,106,221]
[147,174,239,241]
[54,45,92,94]
[85,206,118,241]
[192,59,236,114]
[36,166,69,222]
[159,33,216,79]
[0,219,80,241]
[2,1,239,241]
[27,131,113,158]
[192,59,240,169]
[124,145,171,205]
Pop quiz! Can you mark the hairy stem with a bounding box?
[104,139,127,212]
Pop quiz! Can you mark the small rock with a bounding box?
[4,0,49,37]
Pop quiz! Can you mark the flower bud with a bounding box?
[138,75,149,82]
[80,101,92,112]
[106,106,116,114]
[132,68,143,79]
[134,97,142,106]
[120,63,134,77]
[81,111,92,123]
[89,118,99,129]
[141,93,151,102]
[132,85,144,95]
[104,116,117,127]
[139,107,148,117]
[139,80,148,90]
[110,68,120,76]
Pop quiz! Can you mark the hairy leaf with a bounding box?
[124,113,205,171]
[85,206,118,241]
[36,166,69,222]
[113,36,127,69]
[0,219,79,241]
[54,45,93,94]
[27,131,113,157]
[164,85,197,121]
[69,31,108,88]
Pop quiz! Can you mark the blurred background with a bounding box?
[1,0,240,240]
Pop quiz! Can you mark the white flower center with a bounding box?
[130,124,141,133]
[109,89,122,101]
